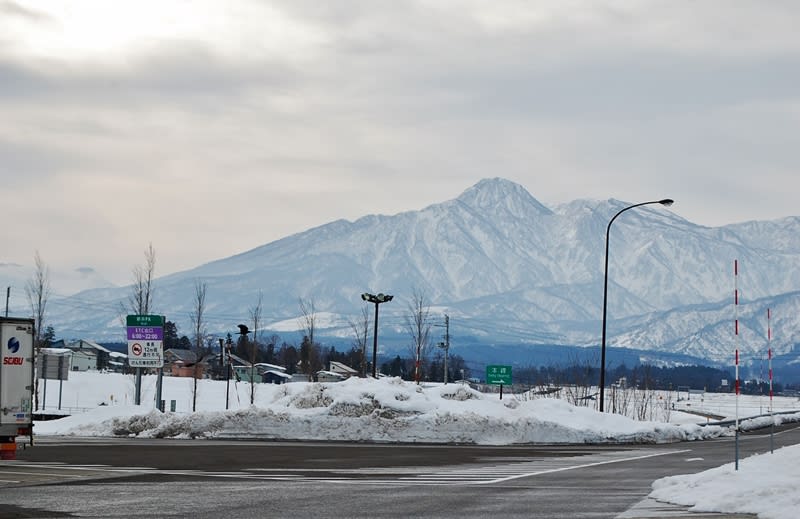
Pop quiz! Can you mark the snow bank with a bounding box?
[651,444,800,519]
[34,377,729,444]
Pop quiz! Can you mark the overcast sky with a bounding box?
[2,0,799,295]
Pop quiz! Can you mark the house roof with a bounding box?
[40,347,72,356]
[316,370,346,379]
[253,362,287,372]
[70,339,111,353]
[164,349,198,364]
[72,349,97,358]
[263,370,292,380]
[205,352,253,367]
[329,361,358,374]
[228,352,251,366]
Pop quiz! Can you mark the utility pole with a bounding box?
[437,314,450,384]
[5,286,9,317]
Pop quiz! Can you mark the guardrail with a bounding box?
[700,410,800,428]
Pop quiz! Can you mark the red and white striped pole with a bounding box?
[768,308,775,454]
[768,308,773,410]
[734,260,740,470]
[734,260,740,423]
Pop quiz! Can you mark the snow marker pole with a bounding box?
[734,260,740,471]
[769,308,774,454]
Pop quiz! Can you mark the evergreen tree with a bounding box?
[43,326,56,345]
[163,321,180,349]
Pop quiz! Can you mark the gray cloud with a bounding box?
[0,1,51,22]
[0,1,798,291]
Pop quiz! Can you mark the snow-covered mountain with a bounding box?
[38,178,800,365]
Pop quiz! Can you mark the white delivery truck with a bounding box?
[0,317,35,459]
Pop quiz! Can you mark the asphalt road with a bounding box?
[1,425,797,518]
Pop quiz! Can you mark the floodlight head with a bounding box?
[659,199,674,207]
[237,324,250,335]
[361,293,371,301]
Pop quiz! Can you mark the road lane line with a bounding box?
[478,449,692,485]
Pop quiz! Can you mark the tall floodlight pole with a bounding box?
[768,308,774,454]
[361,292,393,378]
[600,198,674,412]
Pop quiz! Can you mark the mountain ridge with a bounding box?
[34,177,800,366]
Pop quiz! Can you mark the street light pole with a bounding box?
[600,198,673,412]
[436,314,450,384]
[361,292,393,378]
[225,334,233,410]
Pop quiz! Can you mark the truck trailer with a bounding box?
[0,317,35,459]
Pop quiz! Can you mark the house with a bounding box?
[329,361,359,379]
[164,349,204,378]
[262,370,293,384]
[254,363,292,385]
[233,365,258,383]
[63,340,111,371]
[206,352,251,380]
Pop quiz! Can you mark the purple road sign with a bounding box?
[127,326,164,341]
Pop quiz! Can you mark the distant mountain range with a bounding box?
[33,178,800,373]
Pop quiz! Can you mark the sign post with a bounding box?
[486,365,512,400]
[127,315,165,406]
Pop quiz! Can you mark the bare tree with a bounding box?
[190,280,208,351]
[189,280,207,412]
[25,251,50,411]
[127,243,156,315]
[298,297,316,349]
[248,291,263,405]
[404,288,432,384]
[348,305,371,377]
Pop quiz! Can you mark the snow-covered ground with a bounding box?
[30,372,800,518]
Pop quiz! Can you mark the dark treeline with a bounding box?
[380,352,472,382]
[102,322,786,392]
[513,362,785,393]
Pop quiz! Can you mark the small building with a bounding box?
[329,361,358,379]
[206,352,251,380]
[164,349,204,378]
[58,339,111,371]
[262,370,292,384]
[252,363,292,384]
[233,365,258,383]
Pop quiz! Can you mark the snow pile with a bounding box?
[35,377,729,444]
[651,444,800,519]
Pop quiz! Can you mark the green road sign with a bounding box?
[486,365,512,385]
[126,314,165,327]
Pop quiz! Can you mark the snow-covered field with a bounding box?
[30,372,800,518]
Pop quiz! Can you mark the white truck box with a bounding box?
[0,318,35,437]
